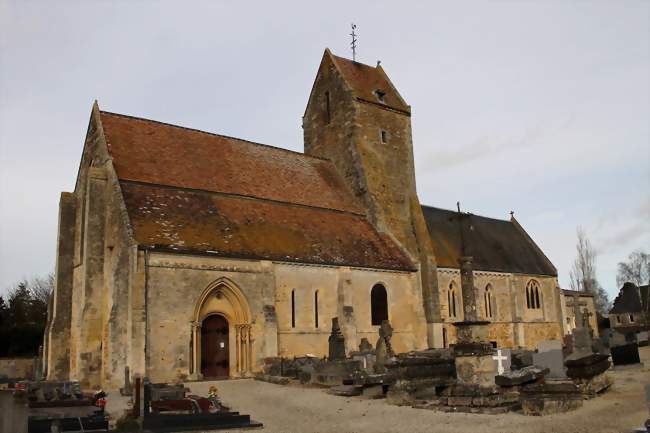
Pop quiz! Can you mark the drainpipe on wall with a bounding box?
[144,249,150,380]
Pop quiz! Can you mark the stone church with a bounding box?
[45,49,564,389]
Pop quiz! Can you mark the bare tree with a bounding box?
[29,273,55,306]
[616,250,649,287]
[569,227,610,314]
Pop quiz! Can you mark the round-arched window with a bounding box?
[371,284,388,326]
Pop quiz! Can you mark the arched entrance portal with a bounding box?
[191,278,253,379]
[201,314,230,378]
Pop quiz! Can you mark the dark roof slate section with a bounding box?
[421,205,557,276]
[121,181,415,271]
[100,111,363,214]
[610,283,649,314]
[330,53,410,114]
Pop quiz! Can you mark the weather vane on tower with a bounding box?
[350,23,358,62]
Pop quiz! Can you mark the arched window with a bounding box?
[448,282,458,318]
[291,289,296,328]
[442,328,448,348]
[525,280,541,309]
[484,284,493,318]
[314,290,319,328]
[371,284,388,326]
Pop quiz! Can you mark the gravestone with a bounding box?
[120,366,133,396]
[351,338,375,373]
[492,349,511,375]
[609,330,628,348]
[375,320,394,373]
[359,338,373,353]
[637,331,649,347]
[328,318,346,361]
[611,343,641,366]
[533,350,566,379]
[538,339,562,353]
[511,350,533,370]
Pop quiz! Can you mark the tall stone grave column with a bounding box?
[453,256,496,387]
[328,318,346,361]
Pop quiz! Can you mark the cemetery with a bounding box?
[2,272,648,432]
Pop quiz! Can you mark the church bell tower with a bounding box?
[303,49,443,347]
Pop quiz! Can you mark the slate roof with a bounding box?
[330,53,410,114]
[420,205,557,276]
[99,111,414,271]
[610,283,650,314]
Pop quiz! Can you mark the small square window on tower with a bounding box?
[374,89,386,103]
[380,129,388,143]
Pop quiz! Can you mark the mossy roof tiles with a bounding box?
[99,111,414,270]
[120,181,414,270]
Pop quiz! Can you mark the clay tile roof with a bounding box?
[98,110,414,270]
[121,181,415,271]
[421,205,557,276]
[99,111,363,214]
[330,53,410,114]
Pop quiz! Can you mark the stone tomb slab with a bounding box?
[532,349,566,379]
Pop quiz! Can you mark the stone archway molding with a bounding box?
[191,277,253,379]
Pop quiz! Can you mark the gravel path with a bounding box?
[184,346,650,433]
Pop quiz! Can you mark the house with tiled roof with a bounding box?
[610,282,650,332]
[45,49,564,388]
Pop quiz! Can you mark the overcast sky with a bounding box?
[1,1,648,300]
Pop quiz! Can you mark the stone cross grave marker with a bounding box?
[566,292,587,329]
[492,348,511,375]
[375,320,394,373]
[566,293,594,357]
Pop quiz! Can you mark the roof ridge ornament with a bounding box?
[350,23,358,62]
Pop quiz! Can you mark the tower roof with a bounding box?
[328,50,410,114]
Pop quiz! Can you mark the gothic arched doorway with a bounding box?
[191,278,253,379]
[201,314,230,378]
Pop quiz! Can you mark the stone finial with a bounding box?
[358,338,373,353]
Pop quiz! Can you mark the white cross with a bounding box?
[492,349,508,375]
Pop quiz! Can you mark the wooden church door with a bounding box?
[201,315,230,378]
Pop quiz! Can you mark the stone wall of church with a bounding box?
[139,253,427,384]
[143,254,273,383]
[46,192,76,380]
[437,268,563,349]
[274,264,427,358]
[48,106,142,390]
